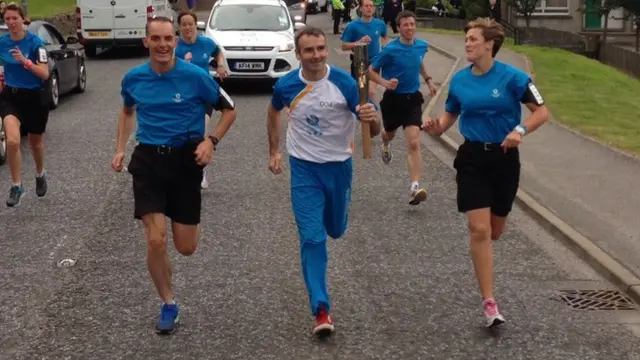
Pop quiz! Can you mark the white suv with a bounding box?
[198,0,305,81]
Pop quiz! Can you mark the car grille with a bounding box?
[223,46,275,51]
[228,59,271,72]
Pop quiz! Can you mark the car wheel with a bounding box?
[0,118,6,166]
[49,72,59,110]
[74,61,87,93]
[85,44,97,58]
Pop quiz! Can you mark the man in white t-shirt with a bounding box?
[266,26,379,338]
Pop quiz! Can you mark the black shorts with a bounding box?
[379,90,424,133]
[127,142,205,225]
[0,86,49,135]
[453,141,521,217]
[205,103,213,117]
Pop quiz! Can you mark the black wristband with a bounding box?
[208,135,218,149]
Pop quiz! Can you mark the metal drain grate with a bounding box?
[554,290,636,310]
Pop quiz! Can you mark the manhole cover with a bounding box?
[554,289,636,310]
[56,259,77,268]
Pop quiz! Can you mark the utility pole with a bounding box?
[21,0,27,16]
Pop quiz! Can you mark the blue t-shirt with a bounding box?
[445,61,532,144]
[370,38,428,94]
[340,18,387,60]
[0,31,47,89]
[175,35,218,72]
[121,59,222,146]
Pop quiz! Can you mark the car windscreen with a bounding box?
[209,4,290,31]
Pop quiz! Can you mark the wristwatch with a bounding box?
[514,124,527,136]
[208,135,219,149]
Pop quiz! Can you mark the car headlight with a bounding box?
[279,41,294,52]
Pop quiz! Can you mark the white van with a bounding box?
[76,0,178,57]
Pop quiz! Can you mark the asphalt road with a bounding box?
[1,13,640,360]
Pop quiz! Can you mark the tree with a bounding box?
[506,0,537,28]
[578,0,623,46]
[618,0,640,52]
[461,0,486,20]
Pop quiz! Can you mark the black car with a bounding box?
[0,21,87,110]
[0,20,87,165]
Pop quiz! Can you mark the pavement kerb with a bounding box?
[422,42,640,305]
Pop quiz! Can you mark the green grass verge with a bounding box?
[419,28,640,154]
[25,0,75,19]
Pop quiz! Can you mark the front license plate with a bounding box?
[235,62,265,70]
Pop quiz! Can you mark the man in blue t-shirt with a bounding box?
[340,0,388,100]
[110,16,237,336]
[368,11,437,205]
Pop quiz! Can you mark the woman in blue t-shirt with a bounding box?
[0,3,51,207]
[175,11,227,189]
[422,18,549,329]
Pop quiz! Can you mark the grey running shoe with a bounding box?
[6,184,24,207]
[409,188,427,205]
[36,172,48,197]
[381,143,392,164]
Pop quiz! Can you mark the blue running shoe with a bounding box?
[155,303,180,334]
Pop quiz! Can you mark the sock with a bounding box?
[165,300,176,305]
[12,183,21,188]
[36,170,45,178]
[410,181,419,192]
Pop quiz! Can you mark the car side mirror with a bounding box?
[66,36,79,44]
[294,22,305,31]
[197,21,206,31]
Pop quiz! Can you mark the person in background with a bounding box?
[368,10,437,206]
[382,0,403,33]
[0,1,7,23]
[175,10,227,189]
[331,0,346,34]
[340,0,389,101]
[422,18,549,328]
[488,0,501,22]
[0,3,51,207]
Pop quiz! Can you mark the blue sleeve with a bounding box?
[340,23,356,43]
[333,70,379,118]
[510,68,532,100]
[380,21,387,38]
[270,78,286,111]
[197,68,221,105]
[120,74,136,107]
[205,37,218,56]
[370,48,387,71]
[444,84,461,114]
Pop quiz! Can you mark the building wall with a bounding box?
[508,0,636,43]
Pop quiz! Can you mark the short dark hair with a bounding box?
[145,16,175,36]
[294,26,326,52]
[396,10,416,26]
[178,10,197,24]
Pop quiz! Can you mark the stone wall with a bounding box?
[43,12,77,37]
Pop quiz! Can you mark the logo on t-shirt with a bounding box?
[491,88,500,98]
[305,114,323,136]
[173,93,182,103]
